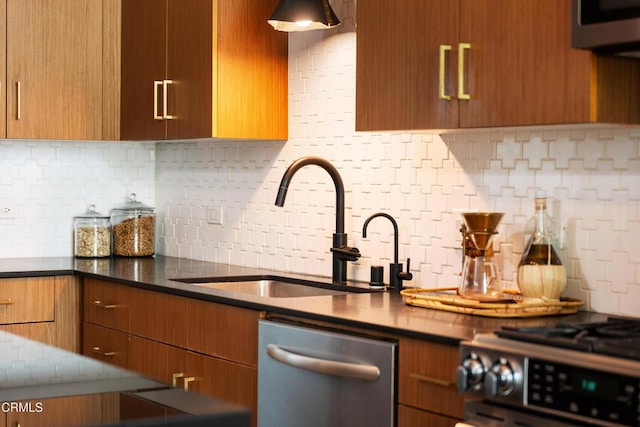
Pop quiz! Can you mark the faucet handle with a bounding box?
[397,258,413,281]
[330,246,361,261]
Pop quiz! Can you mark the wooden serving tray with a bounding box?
[400,287,584,318]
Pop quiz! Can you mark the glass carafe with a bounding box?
[517,191,566,301]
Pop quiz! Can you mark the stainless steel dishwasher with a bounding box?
[258,319,397,427]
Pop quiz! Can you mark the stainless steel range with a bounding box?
[456,317,640,426]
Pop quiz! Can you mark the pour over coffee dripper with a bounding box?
[459,212,504,301]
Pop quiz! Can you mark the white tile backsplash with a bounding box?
[0,140,155,258]
[155,0,640,317]
[2,0,639,318]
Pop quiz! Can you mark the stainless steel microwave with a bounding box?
[572,0,640,57]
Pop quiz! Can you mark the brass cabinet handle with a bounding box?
[91,346,115,357]
[172,372,184,387]
[154,80,163,120]
[458,43,471,100]
[439,45,452,100]
[410,373,456,388]
[183,376,196,391]
[163,80,174,120]
[0,299,13,305]
[16,81,21,120]
[90,300,117,309]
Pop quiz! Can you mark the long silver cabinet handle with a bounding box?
[266,344,380,381]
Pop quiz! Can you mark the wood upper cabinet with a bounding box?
[356,0,640,131]
[110,0,288,141]
[357,0,459,130]
[5,0,103,140]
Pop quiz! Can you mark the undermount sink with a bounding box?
[171,275,373,298]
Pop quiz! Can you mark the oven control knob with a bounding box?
[485,357,515,398]
[456,352,485,392]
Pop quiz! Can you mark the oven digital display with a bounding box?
[528,358,638,425]
[573,373,618,399]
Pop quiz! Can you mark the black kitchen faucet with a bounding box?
[275,156,361,284]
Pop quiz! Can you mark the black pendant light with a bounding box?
[268,0,340,32]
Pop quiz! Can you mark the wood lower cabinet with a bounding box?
[0,276,80,352]
[398,404,461,427]
[397,337,464,425]
[83,323,130,370]
[4,394,118,427]
[357,0,640,131]
[83,278,262,427]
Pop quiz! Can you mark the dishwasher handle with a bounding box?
[266,344,381,381]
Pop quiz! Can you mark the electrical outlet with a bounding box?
[0,204,15,220]
[206,205,223,225]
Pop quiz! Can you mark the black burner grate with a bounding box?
[495,317,640,360]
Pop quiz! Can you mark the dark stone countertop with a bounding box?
[0,255,604,344]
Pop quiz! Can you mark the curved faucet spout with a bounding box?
[275,156,345,234]
[362,212,399,264]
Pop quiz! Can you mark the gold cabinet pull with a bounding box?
[458,43,471,100]
[0,299,13,305]
[91,346,115,357]
[16,81,21,120]
[410,373,456,388]
[438,45,452,100]
[154,80,163,120]
[90,300,117,309]
[183,376,196,391]
[163,79,174,120]
[172,372,184,387]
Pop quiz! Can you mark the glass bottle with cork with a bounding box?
[517,190,567,301]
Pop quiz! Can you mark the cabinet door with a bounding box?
[458,0,593,128]
[398,404,460,427]
[84,278,130,332]
[0,1,5,138]
[356,0,460,131]
[6,0,103,140]
[398,337,463,419]
[166,0,212,139]
[83,322,129,369]
[184,350,257,427]
[120,0,167,140]
[7,395,108,427]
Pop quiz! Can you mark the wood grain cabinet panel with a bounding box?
[357,0,640,131]
[108,0,288,141]
[6,0,103,140]
[186,298,260,367]
[0,277,54,324]
[84,278,130,332]
[6,394,117,427]
[82,278,262,426]
[398,337,464,422]
[83,322,130,370]
[0,276,80,352]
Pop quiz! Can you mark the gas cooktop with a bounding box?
[495,316,640,360]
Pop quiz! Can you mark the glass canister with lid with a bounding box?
[74,204,112,258]
[111,193,156,257]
